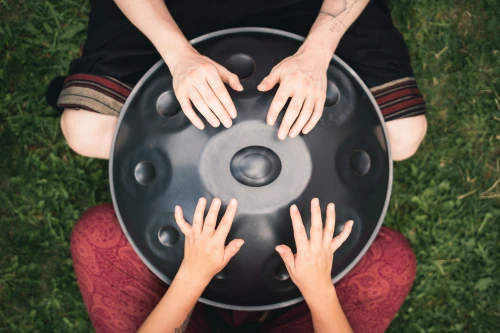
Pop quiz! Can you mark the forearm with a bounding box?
[300,0,370,63]
[138,268,208,333]
[113,0,194,67]
[304,285,353,333]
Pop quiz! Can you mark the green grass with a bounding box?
[0,0,499,332]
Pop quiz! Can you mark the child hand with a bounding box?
[174,197,244,284]
[275,198,353,299]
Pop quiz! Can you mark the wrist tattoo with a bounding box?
[174,309,193,333]
[319,0,369,33]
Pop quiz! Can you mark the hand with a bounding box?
[174,197,244,284]
[257,48,331,139]
[169,49,243,130]
[275,198,353,299]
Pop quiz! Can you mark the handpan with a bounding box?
[110,28,392,311]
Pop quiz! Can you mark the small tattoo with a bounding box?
[174,309,193,333]
[319,0,368,34]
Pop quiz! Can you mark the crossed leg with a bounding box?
[71,204,416,333]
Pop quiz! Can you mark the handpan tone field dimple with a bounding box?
[325,81,340,107]
[274,263,290,281]
[350,150,371,176]
[156,91,181,117]
[224,53,256,80]
[110,28,392,311]
[158,226,180,247]
[134,161,156,185]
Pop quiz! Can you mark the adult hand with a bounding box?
[275,198,353,298]
[257,48,330,139]
[174,197,244,284]
[169,49,243,130]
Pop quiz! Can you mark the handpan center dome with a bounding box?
[230,146,281,187]
[110,28,392,311]
[240,153,272,179]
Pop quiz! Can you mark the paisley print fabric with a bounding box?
[70,204,416,332]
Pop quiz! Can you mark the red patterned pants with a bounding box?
[71,204,416,333]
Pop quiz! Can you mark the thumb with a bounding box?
[258,68,280,91]
[223,239,244,265]
[216,63,244,91]
[275,245,295,274]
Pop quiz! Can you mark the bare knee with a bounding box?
[386,115,427,161]
[61,109,117,159]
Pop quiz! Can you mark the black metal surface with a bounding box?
[110,28,392,311]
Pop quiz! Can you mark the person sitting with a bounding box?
[71,198,416,332]
[47,0,427,161]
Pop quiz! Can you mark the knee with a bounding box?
[70,203,117,253]
[378,228,417,284]
[386,115,427,161]
[60,109,114,159]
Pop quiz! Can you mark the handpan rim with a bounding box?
[109,27,393,311]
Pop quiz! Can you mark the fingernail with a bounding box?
[275,247,283,254]
[238,84,244,91]
[199,197,206,204]
[236,240,244,247]
[175,206,180,213]
[291,204,298,212]
[229,198,237,206]
[312,198,319,206]
[214,198,221,206]
[278,131,286,140]
[328,203,335,212]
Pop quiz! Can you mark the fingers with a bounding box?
[275,245,295,274]
[266,82,292,127]
[309,198,323,248]
[194,81,232,128]
[206,69,238,120]
[323,203,336,248]
[201,198,222,237]
[222,238,245,266]
[174,205,192,235]
[289,96,315,138]
[258,66,281,92]
[330,220,353,253]
[216,63,244,92]
[277,93,306,140]
[192,197,207,234]
[178,96,205,130]
[302,98,325,135]
[290,204,309,253]
[189,88,221,127]
[214,199,238,240]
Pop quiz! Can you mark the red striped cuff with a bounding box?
[370,77,426,121]
[57,74,133,116]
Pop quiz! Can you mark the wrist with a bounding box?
[161,42,198,72]
[175,263,211,290]
[146,23,197,71]
[300,15,343,65]
[301,281,337,306]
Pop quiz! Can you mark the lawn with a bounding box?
[0,0,499,332]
